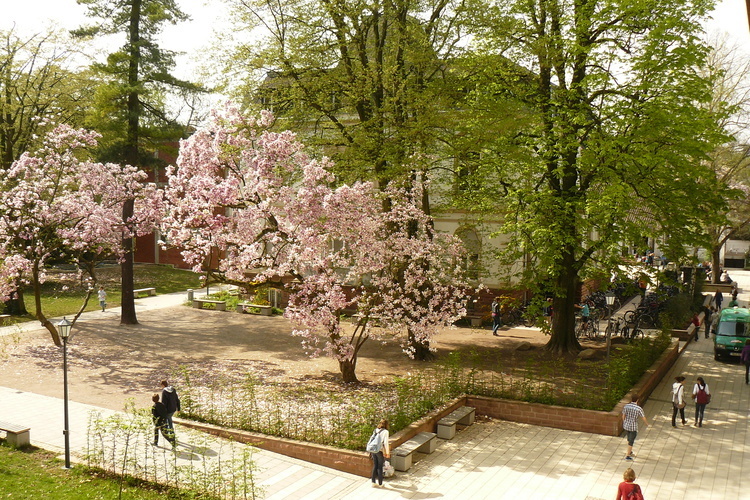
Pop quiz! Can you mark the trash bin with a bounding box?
[187,289,194,302]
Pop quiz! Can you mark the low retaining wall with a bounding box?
[468,339,679,437]
[178,340,681,476]
[176,397,468,478]
[175,419,374,477]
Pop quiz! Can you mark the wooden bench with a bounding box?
[437,406,476,439]
[134,287,156,297]
[192,299,227,311]
[236,303,272,316]
[0,420,30,448]
[391,432,437,472]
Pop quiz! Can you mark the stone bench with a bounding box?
[391,431,437,472]
[0,420,30,448]
[192,299,227,311]
[134,287,156,297]
[437,406,476,439]
[703,283,737,294]
[466,314,483,327]
[237,303,273,316]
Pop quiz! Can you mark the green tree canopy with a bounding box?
[0,27,96,170]
[74,0,203,324]
[458,0,730,353]
[223,0,478,191]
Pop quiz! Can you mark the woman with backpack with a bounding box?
[366,419,390,487]
[692,377,711,427]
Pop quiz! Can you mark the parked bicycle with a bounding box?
[621,315,646,342]
[501,305,536,327]
[575,313,602,340]
[604,316,622,338]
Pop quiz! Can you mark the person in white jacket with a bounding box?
[692,377,710,427]
[368,419,390,487]
[671,376,687,427]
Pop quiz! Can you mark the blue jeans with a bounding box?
[370,451,385,485]
[492,315,503,334]
[695,404,706,425]
[166,412,175,430]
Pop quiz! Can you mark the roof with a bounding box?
[719,307,750,322]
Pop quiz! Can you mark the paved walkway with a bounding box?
[2,272,750,499]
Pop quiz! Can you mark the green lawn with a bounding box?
[0,443,195,499]
[2,264,202,326]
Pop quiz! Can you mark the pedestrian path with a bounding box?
[0,386,363,499]
[336,270,750,499]
[3,272,750,499]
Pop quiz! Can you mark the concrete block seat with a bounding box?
[392,431,437,472]
[192,299,227,311]
[0,420,30,448]
[236,303,273,316]
[437,406,476,440]
[133,287,156,297]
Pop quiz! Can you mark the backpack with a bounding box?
[366,428,384,453]
[627,484,644,500]
[696,385,710,405]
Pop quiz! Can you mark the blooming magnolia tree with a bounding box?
[162,105,473,382]
[0,124,161,345]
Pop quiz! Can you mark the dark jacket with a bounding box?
[162,386,181,413]
[741,345,750,365]
[152,401,168,426]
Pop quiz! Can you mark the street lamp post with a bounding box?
[58,317,72,469]
[605,292,616,362]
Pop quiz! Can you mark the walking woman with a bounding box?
[491,297,503,336]
[671,376,687,427]
[692,377,710,427]
[367,419,390,487]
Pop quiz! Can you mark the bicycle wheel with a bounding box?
[586,321,599,340]
[621,325,631,339]
[623,310,636,323]
[575,319,585,339]
[522,315,536,327]
[631,329,645,341]
[638,313,654,329]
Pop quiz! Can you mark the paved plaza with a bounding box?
[1,272,750,499]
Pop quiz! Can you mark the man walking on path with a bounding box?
[161,380,181,432]
[151,393,176,448]
[622,394,649,461]
[491,297,503,336]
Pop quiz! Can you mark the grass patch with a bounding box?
[0,442,194,499]
[6,264,201,324]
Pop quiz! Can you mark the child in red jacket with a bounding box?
[617,468,644,499]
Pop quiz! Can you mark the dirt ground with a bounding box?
[0,305,593,412]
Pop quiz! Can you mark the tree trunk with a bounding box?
[8,288,27,315]
[545,252,582,355]
[711,246,721,284]
[408,327,434,361]
[33,262,60,346]
[120,198,138,325]
[339,358,359,384]
[120,0,142,325]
